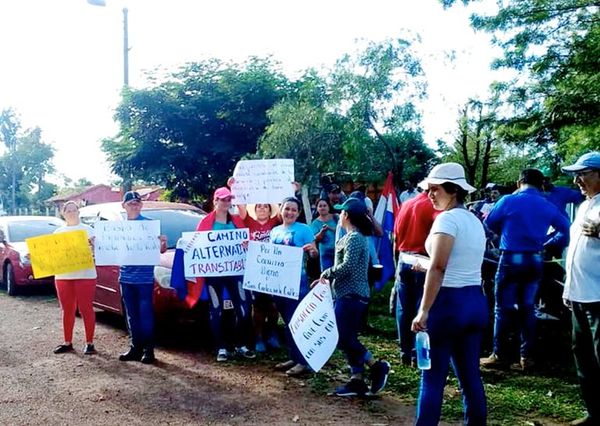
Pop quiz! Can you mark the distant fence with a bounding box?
[2,206,60,217]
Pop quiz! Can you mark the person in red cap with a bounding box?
[196,187,255,362]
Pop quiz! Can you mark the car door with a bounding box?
[0,223,7,283]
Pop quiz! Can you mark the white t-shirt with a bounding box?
[53,223,98,280]
[563,194,600,302]
[425,208,485,288]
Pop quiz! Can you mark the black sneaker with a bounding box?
[119,347,142,362]
[53,344,74,354]
[334,379,369,397]
[370,360,391,394]
[83,344,96,355]
[141,350,156,364]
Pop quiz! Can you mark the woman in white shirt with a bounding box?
[53,201,98,355]
[411,163,488,426]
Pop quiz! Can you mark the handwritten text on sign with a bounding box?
[94,220,161,266]
[231,159,295,205]
[243,241,302,300]
[26,230,95,278]
[289,284,339,372]
[182,229,249,277]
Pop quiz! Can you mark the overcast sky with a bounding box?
[0,0,501,185]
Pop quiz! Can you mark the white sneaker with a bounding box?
[235,346,256,359]
[216,348,228,362]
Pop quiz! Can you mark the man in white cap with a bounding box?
[561,151,600,426]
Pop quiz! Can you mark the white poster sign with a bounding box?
[94,220,161,266]
[231,159,295,205]
[289,284,339,372]
[242,241,302,300]
[181,229,249,277]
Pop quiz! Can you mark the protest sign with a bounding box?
[243,240,303,300]
[181,228,249,277]
[26,230,94,278]
[289,284,339,372]
[231,159,295,204]
[94,220,161,266]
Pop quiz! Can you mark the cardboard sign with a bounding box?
[26,230,94,278]
[231,159,295,205]
[94,220,161,266]
[181,228,249,277]
[243,241,303,300]
[289,284,339,372]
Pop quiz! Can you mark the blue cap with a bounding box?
[123,191,142,203]
[334,198,367,215]
[562,152,600,173]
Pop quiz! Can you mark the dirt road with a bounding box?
[0,291,420,425]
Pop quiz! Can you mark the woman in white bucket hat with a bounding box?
[411,162,488,425]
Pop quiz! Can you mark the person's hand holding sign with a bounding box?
[310,276,330,288]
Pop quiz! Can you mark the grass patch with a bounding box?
[304,282,586,425]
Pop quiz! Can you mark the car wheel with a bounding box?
[5,263,18,296]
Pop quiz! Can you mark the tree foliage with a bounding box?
[102,58,290,197]
[329,39,431,185]
[0,112,56,212]
[258,39,434,190]
[441,0,600,165]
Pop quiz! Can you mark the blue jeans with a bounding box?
[572,301,600,422]
[395,261,425,362]
[335,295,372,374]
[273,275,309,365]
[121,282,155,351]
[493,252,543,359]
[416,285,488,426]
[206,276,252,349]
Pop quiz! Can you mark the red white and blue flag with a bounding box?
[373,172,399,290]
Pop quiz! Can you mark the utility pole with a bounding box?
[122,7,129,87]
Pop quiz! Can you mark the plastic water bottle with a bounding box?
[415,331,431,370]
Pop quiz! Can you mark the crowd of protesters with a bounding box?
[49,152,600,426]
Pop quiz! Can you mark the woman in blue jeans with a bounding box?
[270,197,318,377]
[411,163,488,426]
[315,198,391,397]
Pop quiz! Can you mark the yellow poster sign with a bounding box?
[26,230,95,278]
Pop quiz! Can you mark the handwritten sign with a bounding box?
[26,230,95,278]
[289,284,339,372]
[181,228,249,277]
[231,159,295,204]
[94,220,161,266]
[243,241,303,300]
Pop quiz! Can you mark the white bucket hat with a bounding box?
[418,162,476,193]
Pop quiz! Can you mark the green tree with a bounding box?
[0,108,20,213]
[442,0,600,164]
[329,38,430,185]
[103,57,290,197]
[258,98,347,186]
[0,124,56,212]
[258,41,434,190]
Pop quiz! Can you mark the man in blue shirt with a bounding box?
[542,177,585,216]
[118,191,167,364]
[480,169,570,372]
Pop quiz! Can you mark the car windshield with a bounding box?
[8,220,63,242]
[120,209,204,249]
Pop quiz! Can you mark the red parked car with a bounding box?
[0,215,66,295]
[78,201,207,319]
